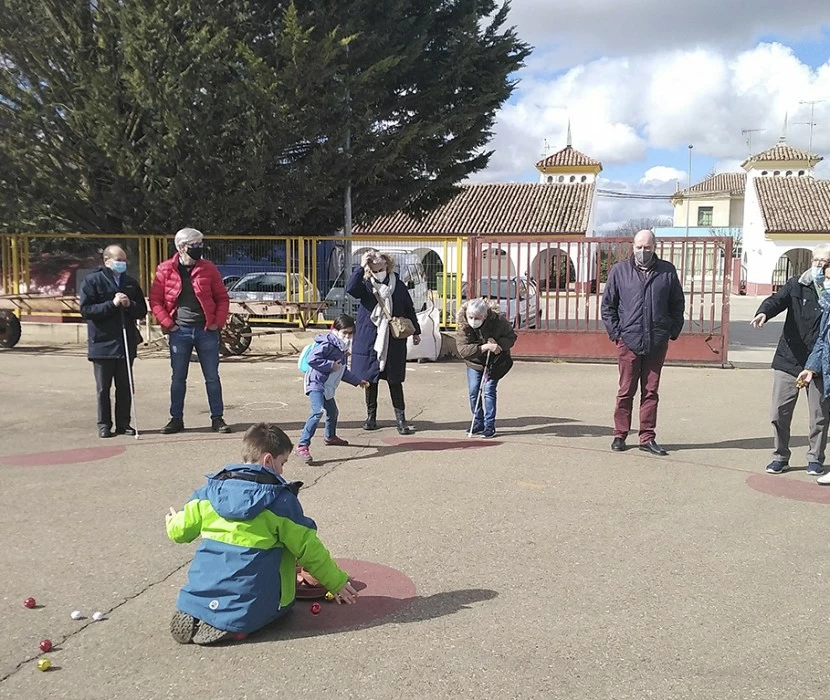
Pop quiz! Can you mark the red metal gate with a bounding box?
[466,236,732,366]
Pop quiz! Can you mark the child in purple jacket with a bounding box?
[296,315,369,463]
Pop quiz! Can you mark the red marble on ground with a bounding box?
[281,559,416,632]
[0,445,126,466]
[746,473,830,505]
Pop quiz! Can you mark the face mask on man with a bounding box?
[110,260,127,274]
[186,246,204,261]
[634,249,654,266]
[372,271,387,283]
[813,266,826,283]
[467,316,484,329]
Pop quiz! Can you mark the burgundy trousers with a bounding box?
[613,340,668,444]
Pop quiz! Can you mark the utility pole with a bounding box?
[798,99,826,166]
[685,145,693,239]
[741,128,764,155]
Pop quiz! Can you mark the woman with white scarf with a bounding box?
[346,251,422,435]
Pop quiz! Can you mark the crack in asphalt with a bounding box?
[0,560,191,684]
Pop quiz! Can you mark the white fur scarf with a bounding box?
[369,272,397,371]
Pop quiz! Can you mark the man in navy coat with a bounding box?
[601,230,685,456]
[80,245,148,438]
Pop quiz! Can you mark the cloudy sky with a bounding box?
[471,0,830,230]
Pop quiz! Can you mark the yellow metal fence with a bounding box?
[0,233,466,328]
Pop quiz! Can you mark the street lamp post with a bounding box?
[685,144,693,239]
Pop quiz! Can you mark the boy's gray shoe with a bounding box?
[192,621,233,645]
[170,611,198,644]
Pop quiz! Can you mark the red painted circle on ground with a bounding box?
[0,445,126,467]
[382,437,501,450]
[746,473,830,505]
[281,559,416,633]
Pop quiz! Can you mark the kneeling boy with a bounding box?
[165,422,357,644]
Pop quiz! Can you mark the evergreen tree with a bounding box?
[0,0,529,234]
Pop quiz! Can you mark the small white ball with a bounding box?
[70,610,83,620]
[91,611,105,621]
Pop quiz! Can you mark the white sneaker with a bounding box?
[817,472,830,485]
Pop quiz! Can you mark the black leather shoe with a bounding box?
[162,418,185,435]
[611,437,626,452]
[639,441,668,456]
[99,427,114,439]
[116,426,136,436]
[211,417,231,434]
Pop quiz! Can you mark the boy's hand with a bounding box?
[165,507,177,522]
[358,380,370,388]
[334,581,359,605]
[332,360,341,371]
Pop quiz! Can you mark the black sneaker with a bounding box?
[212,417,231,434]
[162,418,185,434]
[115,426,136,436]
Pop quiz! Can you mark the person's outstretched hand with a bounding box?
[750,313,767,328]
[334,581,359,605]
[165,507,177,523]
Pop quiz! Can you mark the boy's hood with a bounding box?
[314,331,347,352]
[202,464,285,520]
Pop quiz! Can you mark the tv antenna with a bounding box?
[741,128,764,155]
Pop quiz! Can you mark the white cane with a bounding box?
[121,311,140,440]
[467,351,491,438]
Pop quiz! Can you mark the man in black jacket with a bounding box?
[79,245,148,438]
[601,230,685,456]
[751,245,830,475]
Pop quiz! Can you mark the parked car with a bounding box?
[227,272,321,302]
[448,276,541,328]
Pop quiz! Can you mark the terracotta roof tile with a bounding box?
[755,176,830,233]
[535,146,602,170]
[741,143,823,167]
[354,183,595,235]
[676,172,746,198]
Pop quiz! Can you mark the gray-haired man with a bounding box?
[751,244,830,475]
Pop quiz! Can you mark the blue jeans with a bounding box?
[169,327,224,419]
[467,367,498,431]
[299,391,338,446]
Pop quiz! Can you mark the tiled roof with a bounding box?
[675,172,746,198]
[535,146,602,170]
[354,183,595,235]
[742,143,823,167]
[755,177,830,233]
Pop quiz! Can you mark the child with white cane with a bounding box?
[455,299,517,439]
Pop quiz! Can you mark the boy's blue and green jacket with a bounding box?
[166,464,348,634]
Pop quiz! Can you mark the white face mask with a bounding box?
[336,332,352,349]
[467,316,484,329]
[372,271,387,283]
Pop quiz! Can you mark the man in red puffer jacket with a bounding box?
[150,227,231,434]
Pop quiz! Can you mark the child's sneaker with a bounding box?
[765,460,787,474]
[324,436,350,446]
[295,445,312,463]
[170,611,198,644]
[807,462,826,476]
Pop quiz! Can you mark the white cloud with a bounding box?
[641,166,687,184]
[473,41,830,229]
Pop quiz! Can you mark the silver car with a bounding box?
[227,272,321,302]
